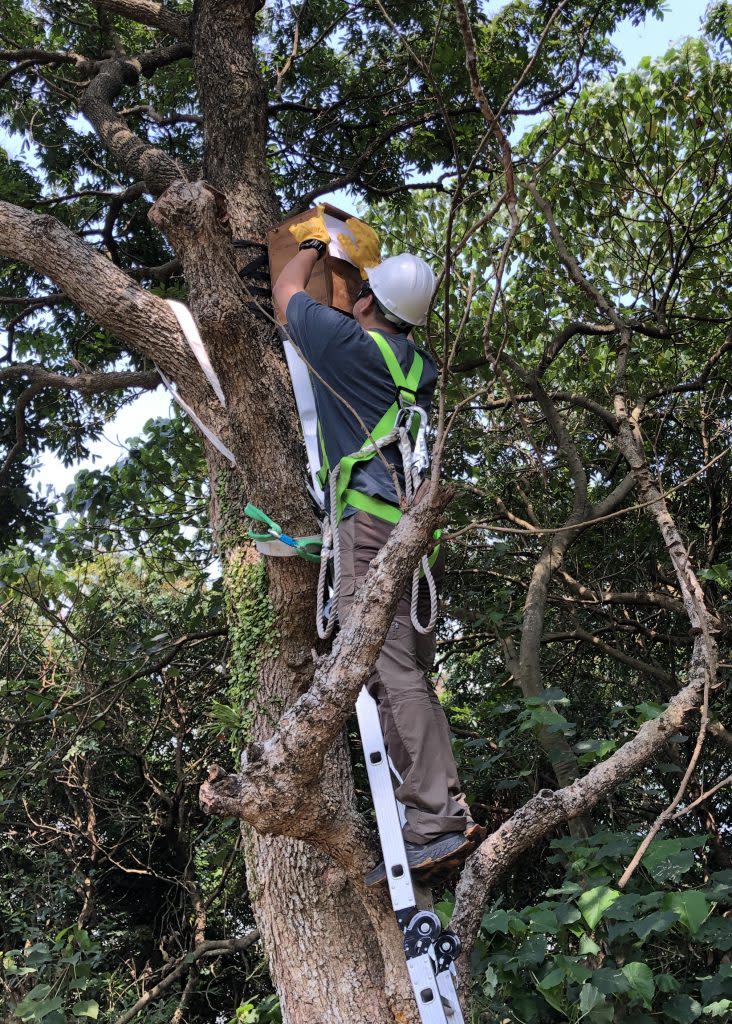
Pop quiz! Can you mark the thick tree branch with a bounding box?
[0,201,201,392]
[561,625,673,686]
[94,0,192,41]
[0,363,160,393]
[0,48,94,71]
[199,491,451,833]
[80,51,191,195]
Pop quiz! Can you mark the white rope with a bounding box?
[399,415,438,635]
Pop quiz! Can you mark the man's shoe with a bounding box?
[365,831,472,887]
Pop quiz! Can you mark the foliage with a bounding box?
[466,831,732,1022]
[0,425,273,1021]
[1,0,731,1021]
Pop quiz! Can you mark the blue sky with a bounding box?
[22,0,708,493]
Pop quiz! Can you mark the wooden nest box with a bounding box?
[267,203,365,324]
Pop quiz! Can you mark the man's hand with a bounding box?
[289,205,330,246]
[337,218,381,279]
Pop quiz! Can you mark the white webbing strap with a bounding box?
[166,299,227,408]
[156,300,236,465]
[157,367,237,466]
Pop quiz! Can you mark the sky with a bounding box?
[13,0,709,498]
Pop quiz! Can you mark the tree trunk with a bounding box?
[245,743,398,1024]
[209,459,421,1024]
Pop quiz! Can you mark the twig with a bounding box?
[671,773,732,820]
[617,669,710,889]
[112,931,259,1024]
[443,444,732,539]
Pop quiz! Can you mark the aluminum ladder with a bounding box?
[356,687,464,1023]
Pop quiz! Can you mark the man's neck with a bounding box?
[357,313,401,334]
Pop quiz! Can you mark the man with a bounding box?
[272,208,484,884]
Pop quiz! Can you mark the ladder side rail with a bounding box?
[356,687,416,913]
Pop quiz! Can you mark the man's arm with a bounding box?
[272,248,320,317]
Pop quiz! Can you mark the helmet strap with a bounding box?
[374,295,412,333]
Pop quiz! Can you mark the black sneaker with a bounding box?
[364,831,472,887]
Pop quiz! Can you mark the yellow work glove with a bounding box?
[337,218,381,279]
[288,204,330,246]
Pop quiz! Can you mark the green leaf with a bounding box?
[697,917,732,951]
[538,967,566,990]
[434,900,454,929]
[621,963,655,1007]
[528,908,559,933]
[16,995,64,1020]
[481,909,510,934]
[703,1000,732,1017]
[586,1007,614,1024]
[515,934,547,966]
[700,964,732,1002]
[578,886,621,929]
[579,936,601,954]
[579,983,603,1016]
[664,994,703,1024]
[591,968,630,996]
[633,910,679,940]
[641,836,706,882]
[663,891,709,934]
[18,986,51,1003]
[635,701,666,721]
[483,966,498,998]
[72,1001,99,1019]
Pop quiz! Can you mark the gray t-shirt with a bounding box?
[285,292,437,513]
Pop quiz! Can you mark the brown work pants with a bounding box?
[337,511,471,845]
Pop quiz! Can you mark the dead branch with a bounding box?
[112,931,259,1024]
[671,774,732,821]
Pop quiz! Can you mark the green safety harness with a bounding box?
[314,330,440,641]
[245,329,440,639]
[316,330,424,525]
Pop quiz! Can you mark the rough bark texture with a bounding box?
[0,201,203,393]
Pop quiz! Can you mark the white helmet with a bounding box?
[366,253,436,327]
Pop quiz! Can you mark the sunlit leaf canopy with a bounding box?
[0,0,680,539]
